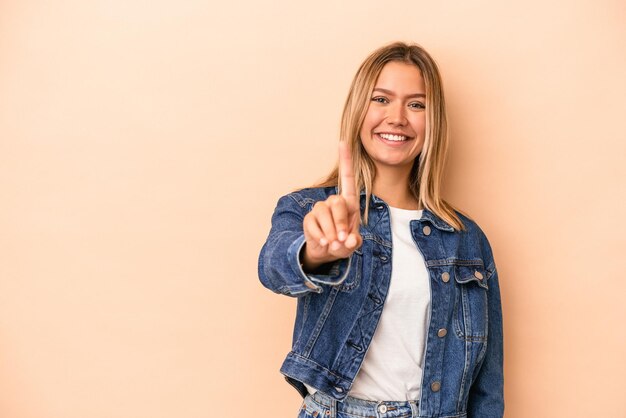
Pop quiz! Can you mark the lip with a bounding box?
[374,133,413,147]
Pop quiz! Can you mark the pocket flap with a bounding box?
[454,265,489,290]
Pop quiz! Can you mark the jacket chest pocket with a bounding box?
[337,247,363,292]
[453,265,489,342]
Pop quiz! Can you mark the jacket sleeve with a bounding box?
[467,258,505,417]
[258,193,352,297]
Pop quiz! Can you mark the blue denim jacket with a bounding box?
[258,186,504,418]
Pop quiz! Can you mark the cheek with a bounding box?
[361,107,384,133]
[359,120,372,140]
[410,114,426,134]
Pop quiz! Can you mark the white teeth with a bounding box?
[379,133,407,141]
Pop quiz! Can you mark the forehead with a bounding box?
[375,61,425,90]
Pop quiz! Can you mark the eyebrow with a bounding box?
[373,88,425,98]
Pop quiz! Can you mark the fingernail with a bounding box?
[345,235,356,248]
[320,238,328,246]
[338,230,346,241]
[331,241,341,251]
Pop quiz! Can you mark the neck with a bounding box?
[371,164,421,210]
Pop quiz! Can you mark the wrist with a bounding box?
[300,243,332,273]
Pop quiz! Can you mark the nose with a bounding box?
[386,102,407,126]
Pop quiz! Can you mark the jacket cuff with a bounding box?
[288,234,352,293]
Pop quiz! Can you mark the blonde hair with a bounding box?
[297,41,468,231]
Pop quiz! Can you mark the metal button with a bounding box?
[379,255,388,261]
[335,386,343,393]
[437,328,447,337]
[377,404,388,413]
[474,270,484,280]
[431,381,441,392]
[441,272,450,283]
[423,225,431,236]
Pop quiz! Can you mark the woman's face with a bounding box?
[359,61,426,172]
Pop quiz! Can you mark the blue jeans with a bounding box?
[298,390,420,418]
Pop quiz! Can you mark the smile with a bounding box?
[375,133,412,146]
[378,133,409,141]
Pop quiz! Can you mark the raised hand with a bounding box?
[301,141,363,272]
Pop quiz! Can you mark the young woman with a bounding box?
[258,42,504,418]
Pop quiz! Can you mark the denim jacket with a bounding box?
[258,186,504,418]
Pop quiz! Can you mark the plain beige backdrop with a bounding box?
[1,0,625,417]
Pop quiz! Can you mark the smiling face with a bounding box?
[359,61,426,173]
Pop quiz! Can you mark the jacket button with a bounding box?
[437,328,447,337]
[379,255,388,262]
[377,404,388,413]
[423,225,431,236]
[474,270,484,280]
[431,381,441,392]
[441,272,450,283]
[334,386,343,393]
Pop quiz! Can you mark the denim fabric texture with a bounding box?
[258,186,504,418]
[299,390,419,418]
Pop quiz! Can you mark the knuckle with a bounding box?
[329,196,343,207]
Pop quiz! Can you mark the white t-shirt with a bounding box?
[305,206,430,401]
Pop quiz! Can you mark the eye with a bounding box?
[371,96,389,104]
[409,102,426,109]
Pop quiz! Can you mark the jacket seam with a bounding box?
[286,351,349,382]
[303,286,340,357]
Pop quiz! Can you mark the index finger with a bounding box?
[339,140,358,208]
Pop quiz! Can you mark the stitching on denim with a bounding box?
[453,289,464,339]
[333,268,383,371]
[453,265,489,290]
[461,285,472,336]
[427,258,485,268]
[462,335,488,342]
[432,413,468,418]
[288,351,349,382]
[288,192,315,209]
[304,396,332,416]
[303,286,340,357]
[338,253,362,292]
[367,233,392,247]
[475,335,489,373]
[296,294,311,346]
[286,282,323,296]
[332,294,380,370]
[486,260,496,281]
[307,257,352,286]
[459,337,470,412]
[454,267,489,342]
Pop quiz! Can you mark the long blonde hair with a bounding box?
[297,41,468,231]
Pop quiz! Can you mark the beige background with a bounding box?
[1,0,624,417]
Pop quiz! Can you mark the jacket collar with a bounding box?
[334,186,455,232]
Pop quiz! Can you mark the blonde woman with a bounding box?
[258,42,504,418]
